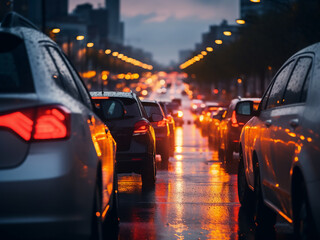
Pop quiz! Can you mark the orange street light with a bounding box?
[215,40,223,45]
[237,78,242,84]
[223,31,232,36]
[250,0,260,2]
[105,49,111,54]
[52,28,61,34]
[206,47,213,52]
[201,51,207,56]
[112,52,119,57]
[87,42,94,48]
[236,19,246,25]
[76,35,84,41]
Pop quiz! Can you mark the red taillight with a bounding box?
[133,120,149,136]
[157,119,167,127]
[0,105,70,141]
[231,110,239,127]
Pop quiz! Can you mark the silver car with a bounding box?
[0,13,118,239]
[238,42,320,238]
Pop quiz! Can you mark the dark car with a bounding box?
[166,102,184,126]
[208,108,227,149]
[238,43,320,238]
[91,91,156,187]
[0,13,118,239]
[219,97,260,165]
[159,101,175,156]
[142,100,171,163]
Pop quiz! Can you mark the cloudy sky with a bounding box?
[69,0,239,65]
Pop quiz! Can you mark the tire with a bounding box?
[238,153,255,208]
[141,153,156,188]
[293,182,318,240]
[90,186,103,240]
[254,163,276,229]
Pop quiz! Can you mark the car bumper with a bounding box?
[0,141,96,239]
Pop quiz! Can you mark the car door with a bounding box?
[269,56,313,217]
[258,60,295,206]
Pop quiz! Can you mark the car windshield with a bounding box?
[0,33,34,93]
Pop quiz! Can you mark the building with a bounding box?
[105,0,124,45]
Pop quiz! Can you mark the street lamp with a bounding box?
[105,49,111,54]
[223,31,232,36]
[236,19,246,25]
[206,47,213,52]
[215,40,223,45]
[51,28,61,34]
[87,42,94,48]
[250,0,260,2]
[76,35,84,41]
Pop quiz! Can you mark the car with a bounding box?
[238,43,320,238]
[208,108,227,149]
[159,101,175,156]
[141,100,171,163]
[166,102,184,126]
[199,102,220,136]
[91,91,156,188]
[191,99,205,114]
[0,12,118,239]
[218,97,260,165]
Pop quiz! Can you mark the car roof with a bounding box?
[141,99,158,104]
[0,12,56,45]
[90,91,136,99]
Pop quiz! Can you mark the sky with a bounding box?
[69,0,239,65]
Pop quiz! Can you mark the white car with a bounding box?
[238,42,320,238]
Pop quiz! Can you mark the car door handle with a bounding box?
[265,119,272,127]
[289,118,299,128]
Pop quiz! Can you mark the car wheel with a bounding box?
[90,186,103,240]
[293,182,318,240]
[254,162,276,229]
[142,153,156,188]
[237,152,255,208]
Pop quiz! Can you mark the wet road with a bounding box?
[116,86,294,240]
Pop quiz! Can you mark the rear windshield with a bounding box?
[0,33,34,93]
[93,97,141,118]
[143,102,163,117]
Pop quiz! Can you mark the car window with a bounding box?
[282,57,312,105]
[0,34,34,93]
[300,66,312,102]
[61,54,92,109]
[266,61,295,109]
[41,46,65,90]
[143,103,163,118]
[47,46,81,100]
[112,97,141,118]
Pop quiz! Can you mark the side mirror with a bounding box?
[101,99,125,120]
[236,101,254,116]
[150,113,163,122]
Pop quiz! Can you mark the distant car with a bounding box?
[208,108,227,149]
[142,100,171,163]
[172,98,182,107]
[199,102,220,136]
[166,102,184,126]
[219,97,260,165]
[238,43,320,238]
[0,13,118,239]
[191,99,205,114]
[159,101,175,156]
[91,91,156,188]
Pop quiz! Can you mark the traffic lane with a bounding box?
[117,123,240,240]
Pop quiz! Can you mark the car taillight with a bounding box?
[133,120,149,136]
[167,115,174,124]
[157,119,167,127]
[0,105,70,141]
[231,110,239,127]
